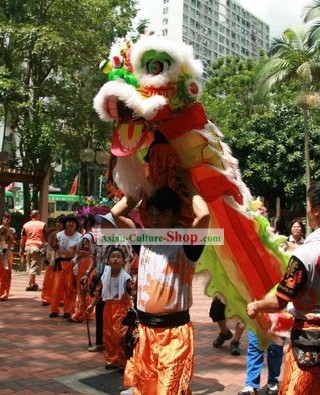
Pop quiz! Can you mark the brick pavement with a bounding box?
[0,270,274,394]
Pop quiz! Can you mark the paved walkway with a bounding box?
[0,270,274,394]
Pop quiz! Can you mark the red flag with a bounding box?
[5,183,13,191]
[69,174,78,195]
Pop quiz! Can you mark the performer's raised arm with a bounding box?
[111,196,138,229]
[191,194,210,230]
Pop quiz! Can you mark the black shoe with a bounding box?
[68,318,82,323]
[62,313,71,319]
[0,297,8,302]
[230,340,241,355]
[212,329,233,347]
[105,364,117,370]
[266,384,278,395]
[49,312,59,318]
[25,284,39,291]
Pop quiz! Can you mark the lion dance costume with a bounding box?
[93,34,289,346]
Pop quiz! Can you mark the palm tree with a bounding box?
[303,0,320,40]
[255,26,320,232]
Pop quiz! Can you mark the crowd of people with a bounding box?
[0,181,320,395]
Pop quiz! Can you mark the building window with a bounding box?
[163,7,168,14]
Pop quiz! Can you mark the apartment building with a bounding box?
[135,0,270,79]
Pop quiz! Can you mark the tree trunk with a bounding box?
[0,187,5,218]
[39,162,51,225]
[23,183,31,221]
[302,106,311,235]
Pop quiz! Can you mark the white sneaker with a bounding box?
[120,388,134,395]
[238,386,257,395]
[88,344,103,352]
[267,383,279,395]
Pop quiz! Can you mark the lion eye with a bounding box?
[146,59,170,75]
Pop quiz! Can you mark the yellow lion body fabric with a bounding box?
[94,34,289,347]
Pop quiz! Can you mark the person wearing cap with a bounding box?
[49,214,81,319]
[19,210,46,292]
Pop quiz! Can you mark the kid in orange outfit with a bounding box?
[0,212,17,301]
[111,186,210,395]
[41,215,65,306]
[70,214,96,323]
[49,214,81,318]
[87,247,134,370]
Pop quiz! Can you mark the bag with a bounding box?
[292,346,320,367]
[291,328,320,367]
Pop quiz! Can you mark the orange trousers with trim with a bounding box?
[0,251,13,299]
[71,257,94,322]
[50,261,76,315]
[41,266,55,303]
[132,321,194,395]
[103,299,132,368]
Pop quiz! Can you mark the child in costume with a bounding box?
[41,215,65,306]
[87,246,134,370]
[0,212,16,301]
[49,214,81,319]
[111,186,210,395]
[82,212,135,352]
[70,214,96,323]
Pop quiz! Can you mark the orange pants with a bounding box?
[0,251,13,299]
[123,357,135,388]
[50,261,76,315]
[103,299,132,368]
[71,257,94,322]
[132,321,194,395]
[41,266,55,304]
[280,344,320,395]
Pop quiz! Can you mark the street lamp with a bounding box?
[79,148,95,163]
[79,148,109,197]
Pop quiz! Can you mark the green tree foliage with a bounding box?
[0,0,137,208]
[200,53,320,213]
[255,26,320,195]
[201,56,261,137]
[303,0,320,40]
[236,105,304,210]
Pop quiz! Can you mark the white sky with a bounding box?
[238,0,312,38]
